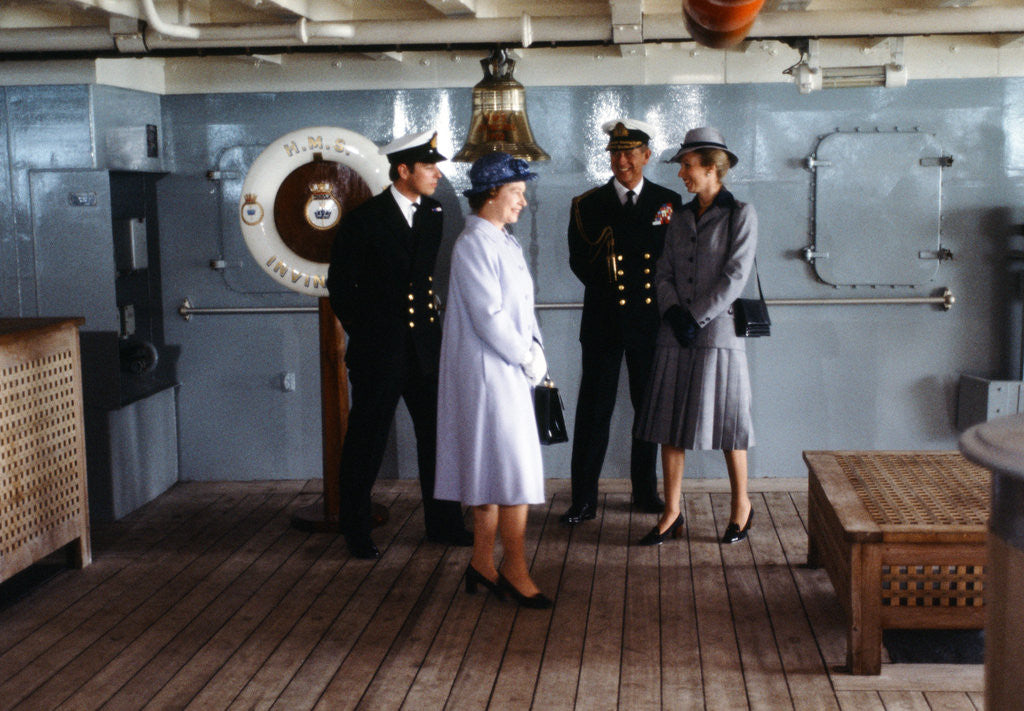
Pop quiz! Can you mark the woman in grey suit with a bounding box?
[634,127,757,546]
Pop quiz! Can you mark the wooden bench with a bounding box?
[804,450,989,675]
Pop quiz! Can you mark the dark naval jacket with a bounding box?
[568,178,682,348]
[327,189,443,373]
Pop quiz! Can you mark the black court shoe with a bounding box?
[465,564,505,600]
[559,502,596,525]
[497,573,553,609]
[637,513,685,546]
[721,509,754,544]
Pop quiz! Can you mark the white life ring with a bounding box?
[239,126,390,297]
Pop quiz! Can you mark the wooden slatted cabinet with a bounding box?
[0,318,91,581]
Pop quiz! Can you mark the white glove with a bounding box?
[521,340,547,386]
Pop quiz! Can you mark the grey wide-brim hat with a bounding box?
[666,126,738,167]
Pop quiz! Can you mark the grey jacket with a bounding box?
[655,190,758,351]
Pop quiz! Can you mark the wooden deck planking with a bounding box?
[8,488,288,710]
[489,499,564,709]
[575,493,629,710]
[0,483,233,675]
[687,493,749,710]
[658,495,704,711]
[532,490,597,710]
[183,501,364,711]
[618,505,663,711]
[117,490,320,707]
[0,478,990,710]
[312,509,449,711]
[0,482,222,659]
[224,491,410,711]
[742,491,840,711]
[712,493,793,711]
[355,543,466,709]
[56,489,311,710]
[141,499,333,709]
[267,495,424,711]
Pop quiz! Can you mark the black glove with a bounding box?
[664,305,698,347]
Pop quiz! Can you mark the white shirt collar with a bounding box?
[613,177,645,205]
[390,184,419,227]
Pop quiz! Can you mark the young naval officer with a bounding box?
[327,130,472,559]
[562,119,683,525]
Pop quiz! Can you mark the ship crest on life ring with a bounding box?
[239,126,390,297]
[303,182,341,231]
[240,194,264,226]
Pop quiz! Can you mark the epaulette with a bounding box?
[571,185,603,205]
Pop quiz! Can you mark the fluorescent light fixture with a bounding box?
[785,37,908,94]
[793,61,908,93]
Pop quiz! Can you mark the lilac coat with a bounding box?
[435,215,545,506]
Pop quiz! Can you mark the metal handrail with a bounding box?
[179,288,954,319]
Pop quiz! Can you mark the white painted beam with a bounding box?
[610,0,642,44]
[250,0,311,17]
[421,0,477,17]
[64,0,143,19]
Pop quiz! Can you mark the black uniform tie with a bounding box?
[625,190,636,208]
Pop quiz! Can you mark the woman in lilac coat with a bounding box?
[435,152,552,609]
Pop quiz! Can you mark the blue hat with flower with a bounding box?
[463,152,538,197]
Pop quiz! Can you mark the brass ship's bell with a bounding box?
[453,49,550,162]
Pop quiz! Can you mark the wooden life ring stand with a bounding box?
[239,126,392,532]
[238,126,390,297]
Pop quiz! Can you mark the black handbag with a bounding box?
[726,202,770,338]
[534,376,569,445]
[733,259,770,337]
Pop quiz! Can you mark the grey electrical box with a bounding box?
[105,124,163,171]
[957,374,1024,431]
[114,217,148,272]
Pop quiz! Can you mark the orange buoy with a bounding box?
[685,0,765,32]
[683,6,757,48]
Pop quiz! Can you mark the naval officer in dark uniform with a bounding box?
[328,130,471,559]
[561,119,683,524]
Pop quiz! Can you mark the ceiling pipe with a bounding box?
[1,7,1023,55]
[0,27,117,53]
[138,0,200,40]
[649,7,1024,40]
[142,16,600,50]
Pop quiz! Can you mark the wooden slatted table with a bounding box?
[804,450,989,675]
[0,318,90,582]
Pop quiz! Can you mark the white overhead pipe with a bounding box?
[1,7,1023,55]
[142,16,598,50]
[0,27,117,53]
[657,7,1024,40]
[141,8,1024,50]
[138,0,200,40]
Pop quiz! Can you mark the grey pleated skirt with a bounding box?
[635,344,754,450]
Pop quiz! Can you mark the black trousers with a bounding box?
[569,340,659,508]
[337,347,463,537]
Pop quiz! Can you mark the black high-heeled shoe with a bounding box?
[721,509,754,544]
[465,564,505,600]
[497,572,553,609]
[637,513,685,546]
